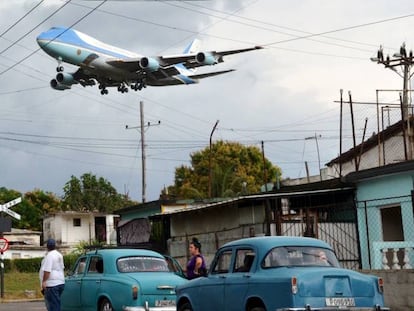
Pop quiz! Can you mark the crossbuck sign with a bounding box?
[0,197,21,220]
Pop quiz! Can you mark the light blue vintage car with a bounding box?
[61,248,187,311]
[176,236,390,311]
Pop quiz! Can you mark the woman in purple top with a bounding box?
[186,237,207,279]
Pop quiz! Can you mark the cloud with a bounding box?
[1,0,414,201]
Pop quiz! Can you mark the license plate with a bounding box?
[155,300,176,307]
[325,297,355,307]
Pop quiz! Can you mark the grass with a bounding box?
[0,272,43,301]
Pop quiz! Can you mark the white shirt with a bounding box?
[39,249,65,287]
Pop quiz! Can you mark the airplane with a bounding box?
[36,27,263,95]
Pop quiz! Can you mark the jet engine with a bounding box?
[195,52,217,65]
[50,79,71,90]
[49,72,78,91]
[56,72,75,85]
[139,57,160,72]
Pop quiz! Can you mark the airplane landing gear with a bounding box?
[132,81,146,91]
[56,66,64,72]
[117,84,128,93]
[99,84,108,95]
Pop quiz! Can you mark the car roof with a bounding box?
[222,236,333,250]
[85,248,165,259]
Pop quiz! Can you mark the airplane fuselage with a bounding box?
[37,27,196,88]
[36,27,262,94]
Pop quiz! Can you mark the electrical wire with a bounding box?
[0,0,45,38]
[0,0,107,76]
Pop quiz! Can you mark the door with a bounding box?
[80,255,104,310]
[197,249,232,311]
[62,256,87,310]
[225,248,256,311]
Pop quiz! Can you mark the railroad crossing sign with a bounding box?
[0,197,21,220]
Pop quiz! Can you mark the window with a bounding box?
[73,218,81,227]
[262,246,340,268]
[74,257,87,275]
[211,250,232,274]
[234,249,255,272]
[117,256,169,272]
[88,256,103,274]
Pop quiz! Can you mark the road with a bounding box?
[0,300,46,311]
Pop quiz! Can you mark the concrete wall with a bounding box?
[168,203,266,269]
[363,269,414,311]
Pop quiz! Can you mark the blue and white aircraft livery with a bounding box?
[36,27,263,95]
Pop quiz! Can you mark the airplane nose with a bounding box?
[36,31,49,48]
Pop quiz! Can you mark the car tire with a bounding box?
[100,298,113,311]
[178,302,193,311]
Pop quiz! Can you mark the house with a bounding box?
[344,160,414,270]
[1,228,45,259]
[142,179,358,270]
[326,119,409,178]
[43,211,119,248]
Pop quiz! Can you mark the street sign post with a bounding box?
[0,197,21,298]
[0,237,9,298]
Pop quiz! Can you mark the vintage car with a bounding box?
[176,236,390,311]
[61,248,187,311]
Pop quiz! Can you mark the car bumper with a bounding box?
[276,307,390,311]
[123,306,176,311]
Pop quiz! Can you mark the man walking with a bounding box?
[39,239,65,311]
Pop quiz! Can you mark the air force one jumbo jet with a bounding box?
[36,27,263,95]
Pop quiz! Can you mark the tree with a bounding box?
[166,141,281,199]
[62,173,136,212]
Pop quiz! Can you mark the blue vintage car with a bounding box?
[61,248,187,311]
[176,236,390,311]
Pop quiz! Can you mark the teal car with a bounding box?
[62,248,187,311]
[176,236,390,311]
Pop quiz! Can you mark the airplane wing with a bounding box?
[159,45,263,69]
[106,45,263,71]
[188,69,235,80]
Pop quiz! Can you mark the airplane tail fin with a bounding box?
[183,39,201,54]
[177,39,201,74]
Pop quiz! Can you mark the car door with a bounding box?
[62,256,87,310]
[80,255,104,310]
[197,248,233,311]
[225,248,256,311]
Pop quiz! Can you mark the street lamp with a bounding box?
[305,134,322,181]
[208,120,219,199]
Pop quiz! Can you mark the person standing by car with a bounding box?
[39,239,65,311]
[186,237,207,279]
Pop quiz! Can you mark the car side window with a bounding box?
[88,256,104,274]
[234,249,255,273]
[73,257,87,275]
[211,250,232,274]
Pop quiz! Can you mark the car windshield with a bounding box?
[117,256,170,272]
[262,246,340,268]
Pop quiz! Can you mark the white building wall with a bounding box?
[327,136,406,179]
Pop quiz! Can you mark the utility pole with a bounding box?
[126,101,160,203]
[371,43,414,160]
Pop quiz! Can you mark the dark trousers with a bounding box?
[44,284,65,311]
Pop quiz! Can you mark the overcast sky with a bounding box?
[1,0,413,202]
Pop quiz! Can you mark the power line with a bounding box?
[0,0,71,56]
[0,0,45,38]
[0,0,107,76]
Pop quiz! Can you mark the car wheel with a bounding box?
[100,298,113,311]
[178,302,193,311]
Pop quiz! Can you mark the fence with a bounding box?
[356,194,414,269]
[279,203,360,269]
